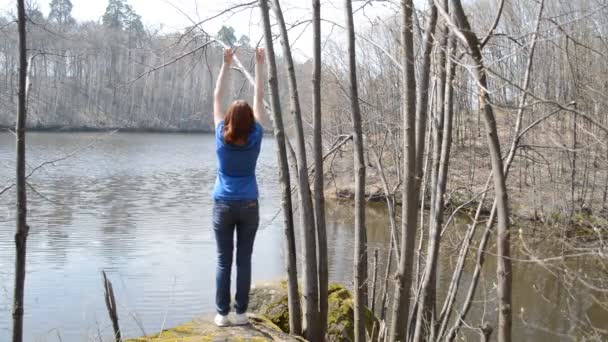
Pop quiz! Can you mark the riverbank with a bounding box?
[326,184,608,238]
[323,142,608,230]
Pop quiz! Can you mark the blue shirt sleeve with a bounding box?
[216,121,224,145]
[253,122,263,143]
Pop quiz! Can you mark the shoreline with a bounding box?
[0,125,276,135]
[0,125,216,134]
[325,186,608,230]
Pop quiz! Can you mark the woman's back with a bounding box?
[213,121,263,200]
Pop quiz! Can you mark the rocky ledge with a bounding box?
[127,282,377,342]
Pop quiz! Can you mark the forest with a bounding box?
[3,0,608,341]
[0,0,286,131]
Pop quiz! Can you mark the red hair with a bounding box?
[223,100,254,145]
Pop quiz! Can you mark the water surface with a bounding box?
[0,132,605,341]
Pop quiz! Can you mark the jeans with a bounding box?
[213,199,259,315]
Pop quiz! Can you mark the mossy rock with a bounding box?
[259,294,290,333]
[326,284,377,342]
[126,314,301,342]
[130,282,378,342]
[251,283,378,342]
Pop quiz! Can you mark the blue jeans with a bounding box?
[213,199,259,315]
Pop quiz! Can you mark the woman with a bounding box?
[212,47,265,327]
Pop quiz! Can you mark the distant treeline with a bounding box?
[0,0,305,131]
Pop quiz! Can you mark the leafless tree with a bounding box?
[344,1,368,341]
[389,0,419,341]
[12,1,29,341]
[258,0,303,337]
[311,0,329,338]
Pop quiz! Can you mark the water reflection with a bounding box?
[0,132,605,342]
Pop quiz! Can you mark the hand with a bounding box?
[255,48,265,65]
[223,48,235,65]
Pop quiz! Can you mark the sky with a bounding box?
[0,0,401,58]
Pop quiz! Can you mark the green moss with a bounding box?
[550,212,563,223]
[259,294,290,333]
[573,211,608,228]
[169,322,198,335]
[251,313,287,333]
[127,322,204,342]
[327,286,355,341]
[231,337,268,342]
[325,284,378,342]
[328,283,345,295]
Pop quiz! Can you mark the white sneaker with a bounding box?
[234,313,249,325]
[214,313,230,327]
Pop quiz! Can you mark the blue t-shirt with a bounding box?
[213,120,263,200]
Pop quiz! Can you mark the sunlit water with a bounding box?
[0,132,605,341]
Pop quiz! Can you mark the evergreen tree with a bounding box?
[48,0,74,25]
[238,34,250,48]
[26,0,45,22]
[217,25,236,47]
[102,0,143,37]
[102,0,125,30]
[124,4,144,38]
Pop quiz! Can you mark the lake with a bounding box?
[0,132,605,341]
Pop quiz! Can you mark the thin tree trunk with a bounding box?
[258,0,302,336]
[390,0,419,341]
[439,1,512,340]
[412,4,439,318]
[414,0,438,196]
[269,0,321,339]
[371,149,399,325]
[12,1,29,341]
[344,1,368,341]
[312,0,329,338]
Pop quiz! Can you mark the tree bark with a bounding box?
[12,1,29,341]
[258,0,302,336]
[312,0,329,338]
[344,1,368,341]
[414,0,438,194]
[390,0,419,341]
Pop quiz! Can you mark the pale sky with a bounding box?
[0,0,402,58]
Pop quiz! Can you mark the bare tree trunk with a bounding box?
[371,148,399,325]
[258,0,303,336]
[312,0,329,337]
[414,0,438,194]
[412,3,439,319]
[344,1,368,341]
[12,2,29,342]
[439,1,512,341]
[390,0,419,341]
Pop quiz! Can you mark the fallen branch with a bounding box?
[102,271,121,342]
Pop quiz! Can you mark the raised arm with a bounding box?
[253,48,266,124]
[213,48,234,126]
